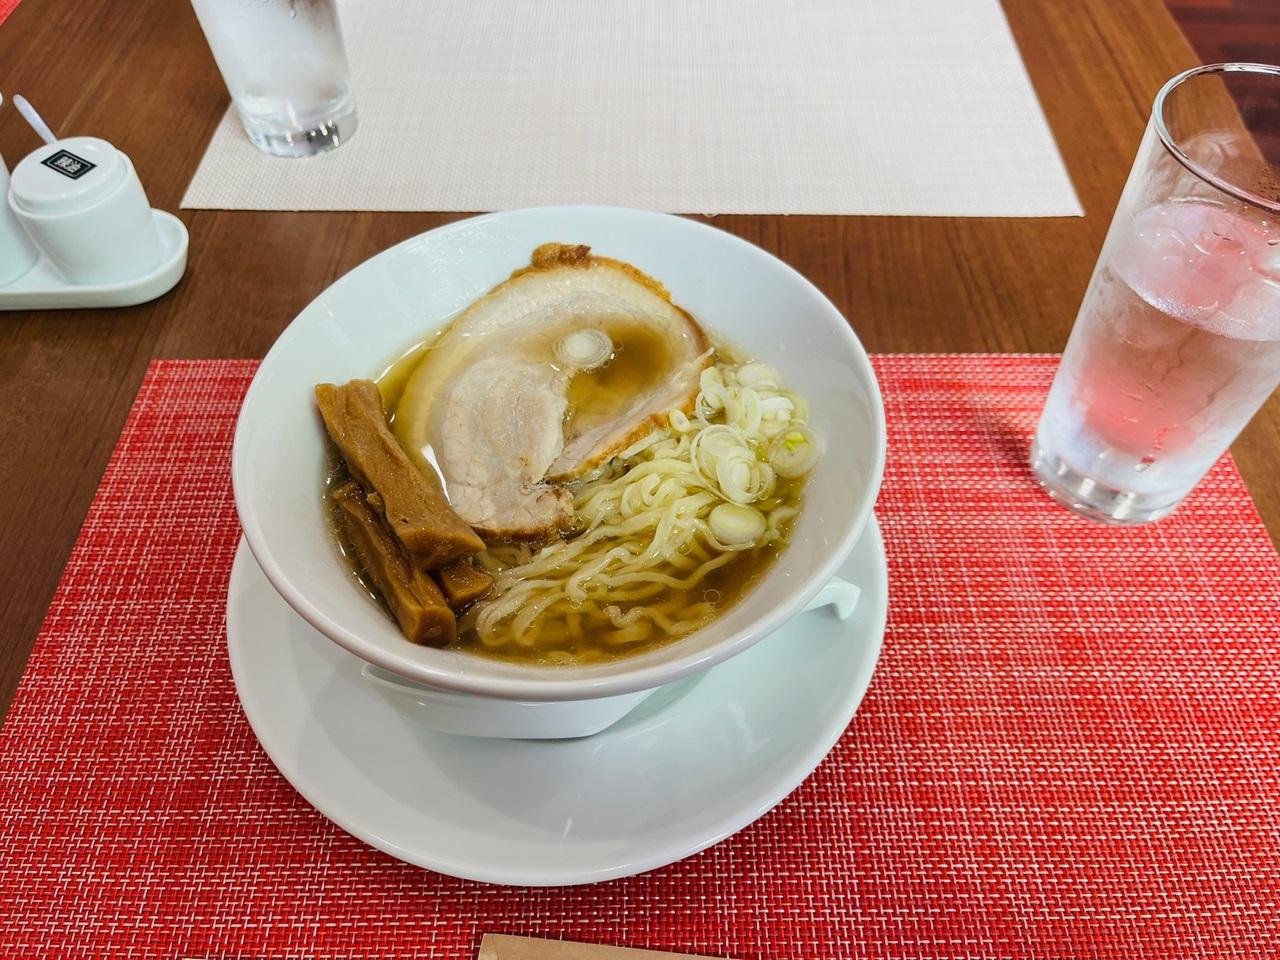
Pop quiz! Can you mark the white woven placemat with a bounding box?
[181,0,1082,217]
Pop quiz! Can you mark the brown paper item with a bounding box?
[479,934,734,960]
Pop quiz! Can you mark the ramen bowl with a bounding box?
[232,206,885,738]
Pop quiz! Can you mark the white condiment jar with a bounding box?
[7,136,163,285]
[0,155,39,286]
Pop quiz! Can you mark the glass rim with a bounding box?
[1154,62,1280,214]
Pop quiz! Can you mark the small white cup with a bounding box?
[8,137,163,285]
[0,158,39,286]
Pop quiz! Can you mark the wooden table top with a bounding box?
[1,0,1274,722]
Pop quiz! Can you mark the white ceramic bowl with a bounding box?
[233,206,885,705]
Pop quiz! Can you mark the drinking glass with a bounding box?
[190,0,358,158]
[1033,63,1280,524]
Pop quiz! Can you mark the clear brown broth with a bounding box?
[325,330,803,666]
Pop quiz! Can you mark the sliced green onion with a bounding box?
[708,503,767,546]
[770,425,821,478]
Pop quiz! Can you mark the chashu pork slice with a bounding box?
[394,243,712,542]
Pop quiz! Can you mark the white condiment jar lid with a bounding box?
[9,137,128,216]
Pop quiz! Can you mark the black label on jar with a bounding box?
[41,149,96,180]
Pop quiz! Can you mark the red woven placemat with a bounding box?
[2,355,1278,959]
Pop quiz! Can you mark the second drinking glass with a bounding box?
[190,0,358,158]
[1034,63,1280,524]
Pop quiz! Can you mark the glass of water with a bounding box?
[1033,63,1280,524]
[190,0,357,158]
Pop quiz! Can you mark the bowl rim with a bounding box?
[232,205,886,702]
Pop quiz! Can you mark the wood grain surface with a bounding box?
[0,0,1273,722]
[1169,0,1280,66]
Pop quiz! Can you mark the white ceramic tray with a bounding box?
[0,209,187,310]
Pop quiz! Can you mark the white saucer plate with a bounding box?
[0,209,188,310]
[227,516,887,887]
